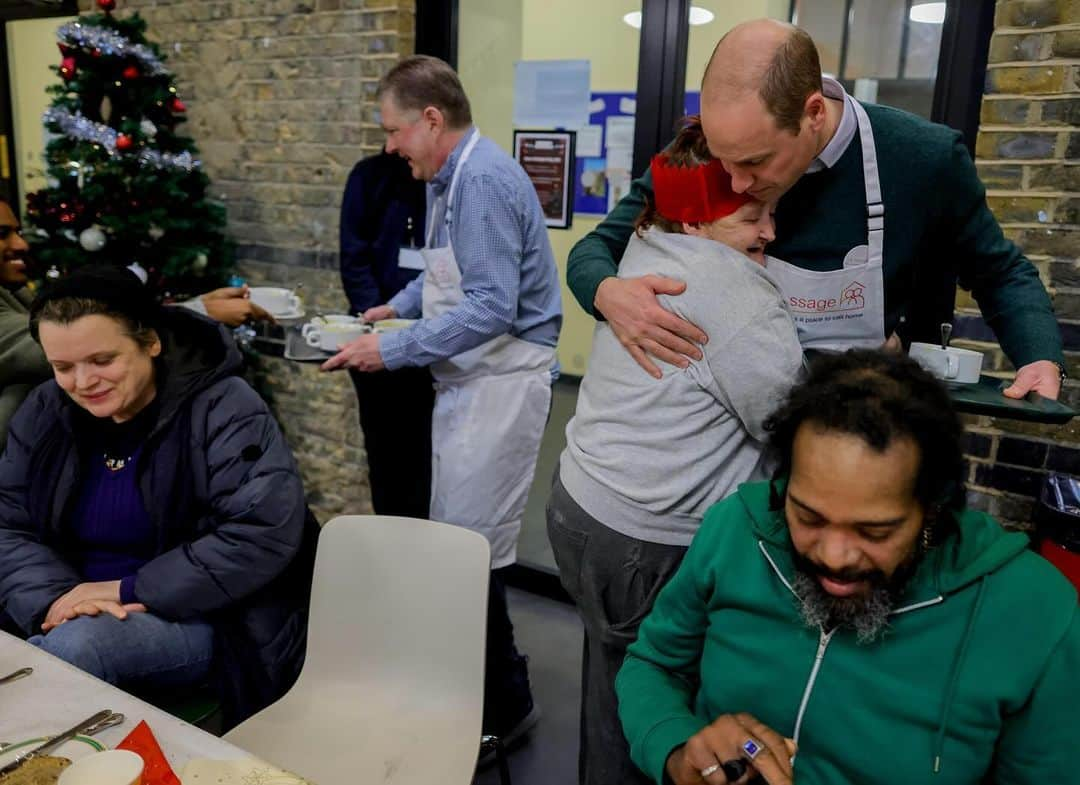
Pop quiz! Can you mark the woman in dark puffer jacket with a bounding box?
[0,266,317,727]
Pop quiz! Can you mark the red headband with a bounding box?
[650,154,752,224]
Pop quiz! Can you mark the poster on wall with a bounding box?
[572,91,701,216]
[513,60,591,130]
[514,130,576,230]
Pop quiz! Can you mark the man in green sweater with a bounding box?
[0,199,51,449]
[567,19,1063,398]
[616,350,1078,785]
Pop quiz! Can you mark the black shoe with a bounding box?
[477,703,541,769]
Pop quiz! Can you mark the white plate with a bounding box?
[270,307,306,321]
[373,318,416,333]
[0,735,106,767]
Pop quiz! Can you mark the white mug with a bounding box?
[304,322,371,352]
[301,315,358,338]
[58,749,144,785]
[908,342,984,384]
[248,286,300,315]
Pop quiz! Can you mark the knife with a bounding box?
[0,709,113,777]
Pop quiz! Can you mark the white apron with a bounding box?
[766,97,887,351]
[420,130,555,568]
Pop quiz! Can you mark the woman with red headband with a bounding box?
[546,117,804,785]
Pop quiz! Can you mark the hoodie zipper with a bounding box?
[756,541,945,757]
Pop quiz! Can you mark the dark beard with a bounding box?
[790,545,923,644]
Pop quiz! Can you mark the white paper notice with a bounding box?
[607,170,632,213]
[606,145,633,171]
[576,125,603,158]
[618,96,637,115]
[605,116,635,149]
[513,60,591,130]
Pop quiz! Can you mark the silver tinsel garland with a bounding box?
[57,21,168,76]
[44,107,200,172]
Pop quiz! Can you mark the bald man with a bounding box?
[568,19,1062,400]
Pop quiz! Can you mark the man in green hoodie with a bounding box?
[568,19,1063,400]
[617,350,1078,785]
[0,199,51,449]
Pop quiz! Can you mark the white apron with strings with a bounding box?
[420,129,555,568]
[766,97,887,351]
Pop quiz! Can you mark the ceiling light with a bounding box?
[909,2,946,24]
[623,6,715,29]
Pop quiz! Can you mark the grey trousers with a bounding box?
[546,473,688,785]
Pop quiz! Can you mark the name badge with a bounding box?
[398,247,425,271]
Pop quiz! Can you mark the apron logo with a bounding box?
[840,280,865,310]
[789,279,866,315]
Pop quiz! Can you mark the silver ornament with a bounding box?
[78,226,107,252]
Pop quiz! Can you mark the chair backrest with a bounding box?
[299,514,491,697]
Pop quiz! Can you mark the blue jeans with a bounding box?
[28,612,214,690]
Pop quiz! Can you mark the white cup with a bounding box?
[58,749,144,785]
[248,286,300,315]
[304,322,371,351]
[908,342,984,384]
[301,315,358,338]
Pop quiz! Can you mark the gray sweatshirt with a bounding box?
[559,229,804,546]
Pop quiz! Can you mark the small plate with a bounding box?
[373,318,416,333]
[270,307,306,322]
[0,735,106,767]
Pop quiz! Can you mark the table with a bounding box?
[948,374,1076,424]
[0,631,247,771]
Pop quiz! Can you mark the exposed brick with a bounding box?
[1048,262,1080,289]
[1057,198,1080,225]
[998,435,1050,467]
[995,0,1067,28]
[973,462,1046,497]
[986,194,1057,223]
[985,64,1067,94]
[981,98,1033,125]
[1011,227,1080,256]
[1027,164,1080,191]
[1067,131,1080,159]
[989,32,1048,62]
[1041,97,1080,125]
[1052,28,1080,56]
[965,431,996,459]
[976,131,1057,159]
[977,163,1026,188]
[1047,444,1080,474]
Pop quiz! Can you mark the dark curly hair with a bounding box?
[763,350,967,536]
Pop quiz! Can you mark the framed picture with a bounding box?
[513,129,575,230]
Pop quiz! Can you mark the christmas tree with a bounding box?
[25,0,232,300]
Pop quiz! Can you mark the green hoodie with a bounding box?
[617,481,1079,785]
[0,286,51,449]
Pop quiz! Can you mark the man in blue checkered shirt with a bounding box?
[323,55,562,754]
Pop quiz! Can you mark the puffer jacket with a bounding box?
[0,306,318,726]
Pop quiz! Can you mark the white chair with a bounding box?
[225,515,492,785]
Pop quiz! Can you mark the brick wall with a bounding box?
[963,0,1080,526]
[80,0,416,521]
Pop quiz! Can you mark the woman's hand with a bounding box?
[200,286,276,326]
[42,581,146,631]
[665,713,796,785]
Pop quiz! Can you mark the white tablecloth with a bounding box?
[0,631,247,770]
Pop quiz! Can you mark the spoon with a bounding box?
[0,667,31,686]
[940,322,953,350]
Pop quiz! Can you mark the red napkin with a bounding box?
[116,720,181,785]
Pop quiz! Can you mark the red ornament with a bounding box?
[57,43,72,56]
[122,65,140,80]
[91,48,102,58]
[169,97,186,114]
[60,212,76,224]
[97,0,116,11]
[59,57,77,80]
[115,134,134,151]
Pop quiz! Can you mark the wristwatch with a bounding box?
[1054,361,1068,383]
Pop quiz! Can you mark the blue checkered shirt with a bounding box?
[381,129,562,370]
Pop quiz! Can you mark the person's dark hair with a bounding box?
[763,350,966,536]
[635,115,713,236]
[29,265,160,349]
[760,26,823,134]
[377,55,472,129]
